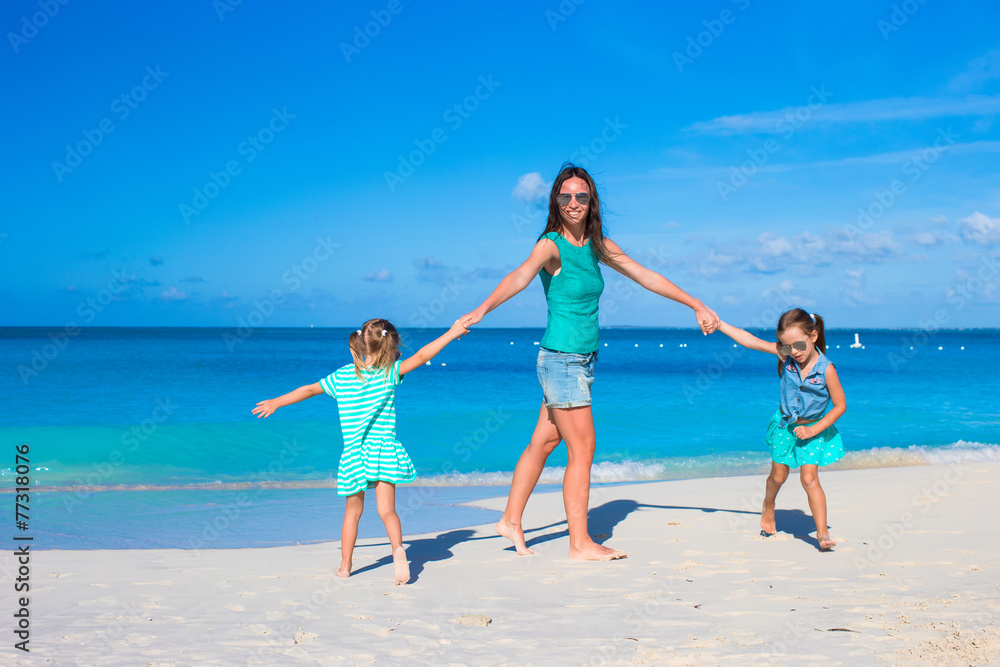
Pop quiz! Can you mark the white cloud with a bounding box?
[511,172,549,203]
[958,211,1000,246]
[759,232,795,257]
[363,268,393,282]
[841,269,880,306]
[696,250,738,277]
[687,95,1000,135]
[693,228,905,280]
[830,230,901,262]
[912,229,959,247]
[774,280,795,292]
[947,47,1000,93]
[160,287,187,301]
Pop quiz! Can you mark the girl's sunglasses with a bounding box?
[778,341,808,356]
[555,192,591,206]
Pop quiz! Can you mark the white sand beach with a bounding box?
[7,462,999,666]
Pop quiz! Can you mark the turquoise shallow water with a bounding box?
[2,326,998,548]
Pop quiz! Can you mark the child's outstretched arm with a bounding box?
[718,321,781,355]
[793,365,847,439]
[253,383,324,418]
[399,319,469,376]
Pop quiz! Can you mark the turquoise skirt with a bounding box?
[765,409,844,468]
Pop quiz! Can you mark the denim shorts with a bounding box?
[536,347,597,408]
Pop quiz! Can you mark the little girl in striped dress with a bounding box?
[253,317,468,584]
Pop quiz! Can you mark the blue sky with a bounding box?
[3,0,999,329]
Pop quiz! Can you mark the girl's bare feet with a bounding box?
[760,500,777,536]
[817,534,836,550]
[496,517,536,555]
[569,540,627,561]
[393,546,410,585]
[336,563,351,578]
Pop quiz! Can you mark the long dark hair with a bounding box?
[776,308,826,375]
[540,163,616,264]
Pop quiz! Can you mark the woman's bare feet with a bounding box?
[817,533,836,550]
[496,517,536,555]
[760,500,777,536]
[336,563,351,578]
[393,546,410,585]
[569,539,627,561]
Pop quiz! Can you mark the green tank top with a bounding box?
[538,231,605,353]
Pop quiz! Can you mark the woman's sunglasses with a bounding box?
[555,192,591,206]
[778,341,808,356]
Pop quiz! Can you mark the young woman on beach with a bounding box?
[717,309,846,550]
[252,317,468,583]
[460,164,719,560]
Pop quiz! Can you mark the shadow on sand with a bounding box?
[352,499,831,581]
[771,508,833,551]
[520,498,760,552]
[352,529,477,583]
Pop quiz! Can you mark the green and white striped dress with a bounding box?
[319,360,416,496]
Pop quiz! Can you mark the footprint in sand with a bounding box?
[452,614,492,627]
[673,560,702,570]
[350,624,396,637]
[293,630,318,644]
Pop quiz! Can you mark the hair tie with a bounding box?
[809,313,816,322]
[356,329,362,336]
[381,329,387,337]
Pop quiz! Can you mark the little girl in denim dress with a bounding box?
[718,308,846,551]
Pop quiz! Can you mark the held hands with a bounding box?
[252,399,280,419]
[458,309,484,328]
[694,302,720,335]
[448,318,471,340]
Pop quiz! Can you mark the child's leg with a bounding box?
[339,491,365,577]
[761,461,789,535]
[373,482,409,585]
[800,465,835,549]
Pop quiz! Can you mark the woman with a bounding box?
[460,164,718,560]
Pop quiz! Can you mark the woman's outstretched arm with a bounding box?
[461,238,557,325]
[601,238,719,333]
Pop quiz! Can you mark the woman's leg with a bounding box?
[373,481,410,584]
[550,406,625,560]
[761,461,789,535]
[800,465,835,549]
[497,402,562,555]
[339,491,365,577]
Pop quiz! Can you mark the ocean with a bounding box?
[4,326,998,549]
